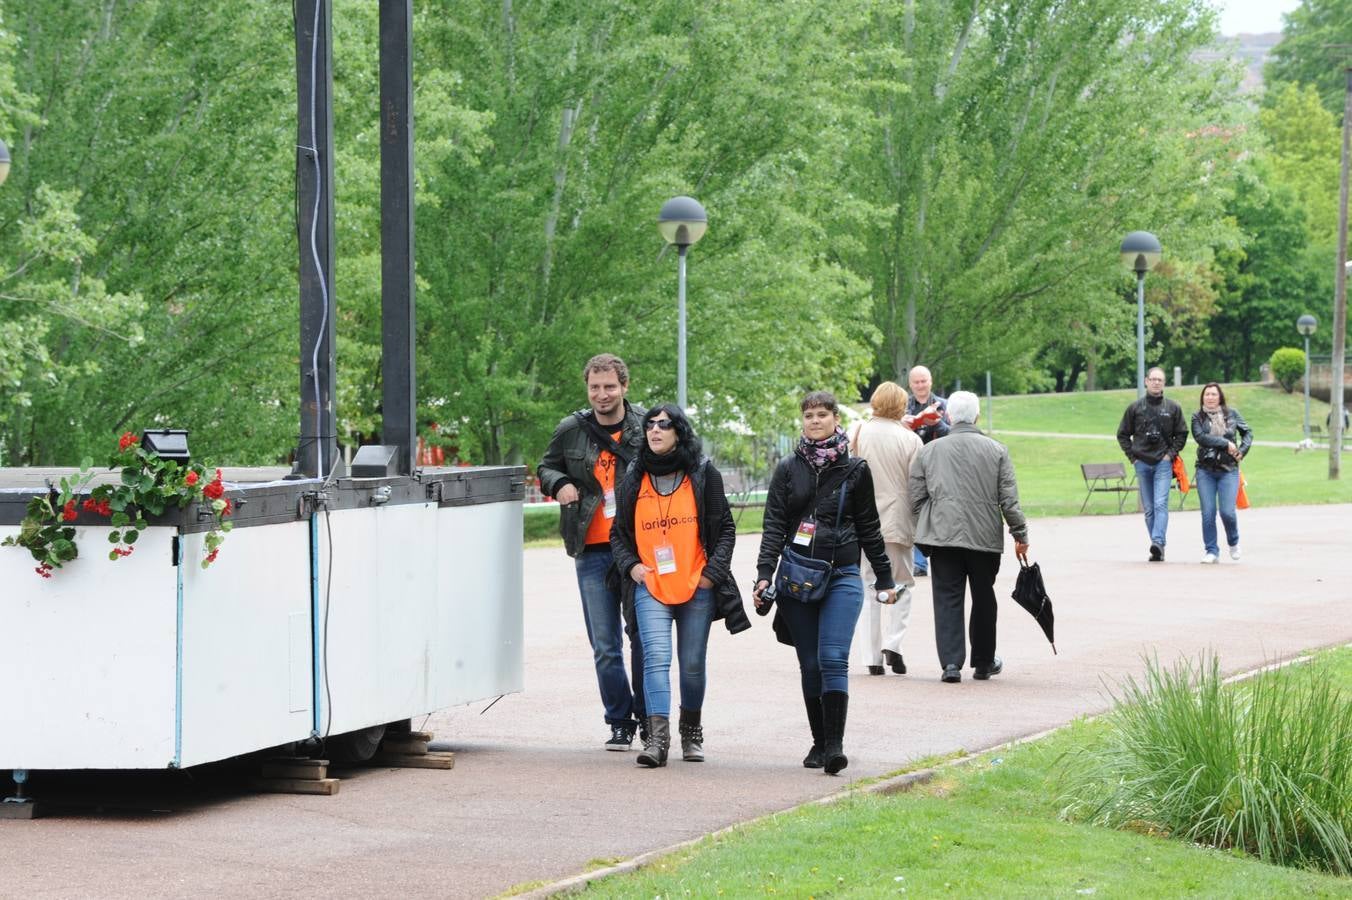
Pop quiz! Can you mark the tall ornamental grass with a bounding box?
[1062,653,1352,875]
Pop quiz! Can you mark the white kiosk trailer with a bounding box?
[1,1,524,813]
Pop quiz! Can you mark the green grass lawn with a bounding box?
[1003,433,1352,518]
[987,381,1337,445]
[524,384,1351,545]
[576,648,1352,898]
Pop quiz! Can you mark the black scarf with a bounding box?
[641,444,690,476]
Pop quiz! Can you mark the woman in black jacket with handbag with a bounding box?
[1191,382,1253,564]
[753,391,895,775]
[611,404,747,768]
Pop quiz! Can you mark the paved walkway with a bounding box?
[3,505,1350,898]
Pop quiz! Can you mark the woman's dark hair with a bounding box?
[800,390,839,414]
[1198,382,1228,412]
[641,404,702,472]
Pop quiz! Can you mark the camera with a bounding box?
[754,581,777,616]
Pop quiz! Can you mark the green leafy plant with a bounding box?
[4,431,234,576]
[2,468,97,577]
[1060,652,1352,875]
[1269,347,1307,393]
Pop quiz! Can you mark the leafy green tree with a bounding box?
[2,1,301,465]
[413,1,878,464]
[1205,161,1323,381]
[832,0,1244,391]
[1266,0,1352,121]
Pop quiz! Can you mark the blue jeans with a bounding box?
[773,565,863,696]
[913,545,929,574]
[634,584,715,718]
[1134,458,1173,548]
[575,549,644,726]
[1195,467,1240,556]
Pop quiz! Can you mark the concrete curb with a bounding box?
[513,646,1345,898]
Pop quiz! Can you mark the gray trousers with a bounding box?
[929,546,1001,670]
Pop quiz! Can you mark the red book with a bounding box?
[908,407,942,429]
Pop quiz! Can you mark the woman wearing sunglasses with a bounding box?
[753,390,894,775]
[610,404,747,767]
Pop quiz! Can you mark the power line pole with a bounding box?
[1331,63,1350,479]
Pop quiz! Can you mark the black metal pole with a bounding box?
[380,0,417,475]
[295,0,340,480]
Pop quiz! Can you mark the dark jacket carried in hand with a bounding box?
[536,401,645,557]
[1116,394,1187,464]
[610,458,751,635]
[1191,408,1252,473]
[756,455,894,589]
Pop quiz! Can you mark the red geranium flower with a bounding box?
[118,431,138,451]
[62,499,78,521]
[185,471,199,486]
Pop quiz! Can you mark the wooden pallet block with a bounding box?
[246,775,341,796]
[369,750,456,770]
[378,737,429,756]
[261,758,330,780]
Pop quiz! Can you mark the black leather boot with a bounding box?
[678,708,704,762]
[636,715,669,768]
[802,693,825,768]
[821,691,849,775]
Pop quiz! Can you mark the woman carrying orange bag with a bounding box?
[1190,383,1253,564]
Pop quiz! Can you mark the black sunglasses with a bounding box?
[645,419,675,431]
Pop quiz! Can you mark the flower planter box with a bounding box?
[0,466,524,772]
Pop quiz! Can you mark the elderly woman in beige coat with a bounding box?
[848,381,924,675]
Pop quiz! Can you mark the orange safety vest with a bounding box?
[634,473,706,604]
[583,429,623,545]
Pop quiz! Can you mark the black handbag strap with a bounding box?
[805,459,858,562]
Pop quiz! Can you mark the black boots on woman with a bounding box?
[802,693,825,768]
[821,691,849,775]
[678,708,704,762]
[636,715,670,767]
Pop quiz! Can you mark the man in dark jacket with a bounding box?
[1116,367,1188,562]
[905,365,950,577]
[537,354,646,750]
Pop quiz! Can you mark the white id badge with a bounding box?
[794,519,817,546]
[603,488,616,519]
[654,544,678,575]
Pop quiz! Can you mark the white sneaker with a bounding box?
[1229,545,1241,561]
[1201,553,1218,564]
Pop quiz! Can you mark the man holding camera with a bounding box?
[537,354,646,750]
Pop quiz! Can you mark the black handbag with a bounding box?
[773,465,853,603]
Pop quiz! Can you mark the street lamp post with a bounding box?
[658,196,707,410]
[1120,231,1162,399]
[0,139,11,187]
[1298,314,1318,440]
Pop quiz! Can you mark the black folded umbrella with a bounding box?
[1011,560,1057,654]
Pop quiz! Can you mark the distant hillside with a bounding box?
[1198,31,1282,94]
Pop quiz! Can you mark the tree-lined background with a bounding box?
[0,0,1347,468]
